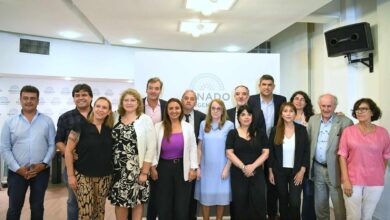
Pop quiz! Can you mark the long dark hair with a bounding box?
[162,98,184,141]
[237,105,256,139]
[290,90,314,122]
[274,102,296,145]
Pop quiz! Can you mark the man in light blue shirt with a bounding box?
[307,93,353,220]
[0,85,56,220]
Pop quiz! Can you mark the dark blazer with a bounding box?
[268,122,310,176]
[142,97,167,120]
[193,110,206,143]
[248,94,287,126]
[227,106,268,143]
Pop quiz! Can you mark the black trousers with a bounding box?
[264,162,279,217]
[274,168,302,220]
[189,181,197,220]
[231,167,267,220]
[156,158,192,220]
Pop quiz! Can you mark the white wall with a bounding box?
[271,0,390,130]
[270,23,309,100]
[270,0,390,219]
[0,32,144,80]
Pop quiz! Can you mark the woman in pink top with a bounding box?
[338,98,390,220]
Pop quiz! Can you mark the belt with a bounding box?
[161,158,183,164]
[314,159,327,168]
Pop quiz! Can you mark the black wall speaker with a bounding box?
[324,22,373,57]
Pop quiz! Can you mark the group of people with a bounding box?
[1,74,389,220]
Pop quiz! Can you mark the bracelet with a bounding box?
[241,164,246,171]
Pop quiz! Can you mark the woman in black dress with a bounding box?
[226,105,269,220]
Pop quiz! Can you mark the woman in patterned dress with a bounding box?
[109,88,156,220]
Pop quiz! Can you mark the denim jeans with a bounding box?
[63,167,79,220]
[6,169,50,220]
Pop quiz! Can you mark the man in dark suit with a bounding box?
[181,89,205,220]
[130,77,166,220]
[227,84,268,220]
[227,85,267,133]
[248,74,286,220]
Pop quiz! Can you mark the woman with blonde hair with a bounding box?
[108,88,156,220]
[65,96,114,220]
[195,99,234,220]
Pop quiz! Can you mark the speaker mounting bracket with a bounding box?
[345,53,374,73]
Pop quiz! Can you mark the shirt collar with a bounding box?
[321,113,335,124]
[145,98,160,107]
[260,95,274,104]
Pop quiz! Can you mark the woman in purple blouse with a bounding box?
[151,98,198,220]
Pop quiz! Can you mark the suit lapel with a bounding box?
[327,116,340,152]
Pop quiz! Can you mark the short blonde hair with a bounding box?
[117,88,144,116]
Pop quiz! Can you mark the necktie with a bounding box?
[185,114,190,123]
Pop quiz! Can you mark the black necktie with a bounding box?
[185,114,190,123]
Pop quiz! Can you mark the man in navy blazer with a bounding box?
[227,85,267,137]
[247,74,286,220]
[181,89,205,220]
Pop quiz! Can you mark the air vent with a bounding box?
[19,39,50,55]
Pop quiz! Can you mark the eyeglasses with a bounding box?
[355,107,370,113]
[211,107,222,112]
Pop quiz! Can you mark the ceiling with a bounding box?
[0,0,335,52]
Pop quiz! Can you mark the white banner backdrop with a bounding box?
[0,76,132,184]
[134,51,280,113]
[0,77,132,131]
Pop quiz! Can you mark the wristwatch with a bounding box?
[42,162,49,169]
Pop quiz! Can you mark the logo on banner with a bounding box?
[105,89,114,96]
[0,97,10,105]
[8,85,19,94]
[51,97,61,105]
[66,97,74,105]
[44,87,55,94]
[61,87,71,95]
[42,108,54,116]
[8,108,19,116]
[190,73,231,108]
[39,97,46,105]
[93,88,101,96]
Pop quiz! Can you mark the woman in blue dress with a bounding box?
[195,99,234,220]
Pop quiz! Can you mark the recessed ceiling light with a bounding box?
[224,45,241,52]
[186,0,236,16]
[64,77,72,81]
[121,38,141,45]
[180,19,218,37]
[58,31,82,39]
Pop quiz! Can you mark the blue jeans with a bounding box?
[63,167,79,220]
[6,169,50,220]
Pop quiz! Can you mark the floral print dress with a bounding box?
[109,118,149,208]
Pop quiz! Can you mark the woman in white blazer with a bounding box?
[151,98,198,220]
[108,88,156,220]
